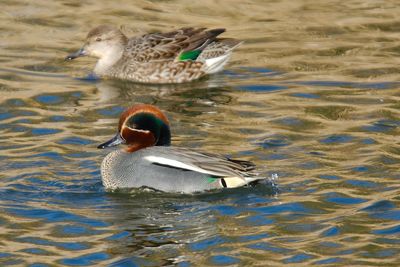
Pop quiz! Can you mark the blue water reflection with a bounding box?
[1,24,400,267]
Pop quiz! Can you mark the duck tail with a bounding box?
[221,175,266,188]
[199,39,243,74]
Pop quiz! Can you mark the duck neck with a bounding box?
[94,45,124,75]
[156,123,171,146]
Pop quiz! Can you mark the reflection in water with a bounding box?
[1,0,400,266]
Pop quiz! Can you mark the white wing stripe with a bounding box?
[144,156,221,176]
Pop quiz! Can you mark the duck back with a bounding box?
[101,147,223,193]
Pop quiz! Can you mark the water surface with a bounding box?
[1,1,400,266]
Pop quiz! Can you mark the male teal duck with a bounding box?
[98,104,266,193]
[66,25,242,83]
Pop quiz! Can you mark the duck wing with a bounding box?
[143,147,258,180]
[124,27,225,62]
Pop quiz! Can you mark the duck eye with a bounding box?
[95,37,102,42]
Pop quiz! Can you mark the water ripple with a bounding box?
[1,1,400,266]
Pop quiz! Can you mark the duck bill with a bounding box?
[97,133,125,149]
[65,47,87,61]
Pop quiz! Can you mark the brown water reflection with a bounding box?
[0,0,400,266]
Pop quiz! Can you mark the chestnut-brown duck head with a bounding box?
[98,104,171,153]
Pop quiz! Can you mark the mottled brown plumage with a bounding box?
[66,25,242,83]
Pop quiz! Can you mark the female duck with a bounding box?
[98,104,265,193]
[66,25,242,83]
